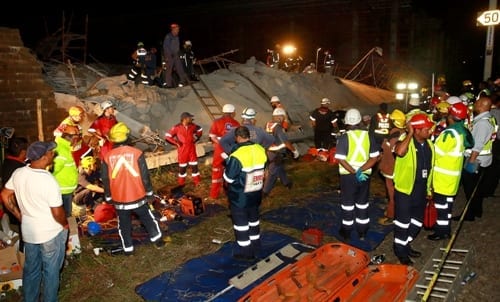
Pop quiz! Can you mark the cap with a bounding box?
[270,96,280,103]
[27,141,57,161]
[321,98,331,105]
[222,104,235,113]
[180,112,194,119]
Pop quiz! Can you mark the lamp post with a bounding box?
[315,47,322,72]
[395,82,419,112]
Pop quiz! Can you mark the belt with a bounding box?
[114,199,147,210]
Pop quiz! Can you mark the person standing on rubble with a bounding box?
[270,96,289,131]
[101,122,165,255]
[162,23,189,88]
[127,42,149,85]
[223,126,267,261]
[88,100,118,161]
[179,40,197,81]
[165,112,203,186]
[208,104,240,200]
[1,141,68,302]
[334,108,379,242]
[309,97,337,153]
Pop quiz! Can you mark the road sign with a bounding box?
[477,10,500,26]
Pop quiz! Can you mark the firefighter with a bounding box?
[179,40,197,81]
[88,100,118,161]
[262,108,299,197]
[127,42,149,85]
[369,102,391,148]
[428,103,473,240]
[334,108,379,242]
[208,104,240,200]
[393,113,434,265]
[165,112,203,186]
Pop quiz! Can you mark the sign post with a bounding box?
[477,4,499,80]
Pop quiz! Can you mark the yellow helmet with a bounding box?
[435,101,450,114]
[389,109,406,129]
[81,156,96,169]
[69,106,85,117]
[109,122,130,143]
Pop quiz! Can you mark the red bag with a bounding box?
[424,199,437,229]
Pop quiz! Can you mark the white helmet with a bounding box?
[344,108,362,125]
[270,96,280,103]
[241,107,257,119]
[321,98,331,105]
[272,108,287,116]
[446,96,461,105]
[100,100,114,111]
[222,104,235,113]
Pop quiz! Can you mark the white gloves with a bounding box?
[292,149,300,159]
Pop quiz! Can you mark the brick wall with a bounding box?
[0,27,65,143]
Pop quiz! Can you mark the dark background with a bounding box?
[0,1,497,94]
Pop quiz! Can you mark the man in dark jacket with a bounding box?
[162,23,189,88]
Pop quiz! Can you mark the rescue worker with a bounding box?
[162,23,189,88]
[393,113,434,265]
[369,102,391,148]
[219,107,275,158]
[208,104,240,200]
[179,40,197,81]
[378,109,406,225]
[456,96,496,221]
[262,108,300,197]
[270,96,289,131]
[73,156,105,211]
[165,112,203,186]
[127,42,149,85]
[431,101,450,141]
[223,126,267,261]
[309,98,336,152]
[334,108,379,241]
[88,100,118,161]
[428,103,473,240]
[144,47,159,85]
[101,122,164,255]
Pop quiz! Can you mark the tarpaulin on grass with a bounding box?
[135,231,314,302]
[261,191,393,251]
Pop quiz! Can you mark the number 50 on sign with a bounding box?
[477,10,500,26]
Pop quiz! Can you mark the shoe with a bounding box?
[378,216,393,225]
[233,254,256,262]
[398,256,414,265]
[427,233,451,241]
[124,251,134,256]
[358,231,367,240]
[408,246,421,258]
[339,228,351,242]
[154,239,166,249]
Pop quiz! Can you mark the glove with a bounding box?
[221,152,229,160]
[355,169,369,182]
[464,161,478,174]
[292,149,300,159]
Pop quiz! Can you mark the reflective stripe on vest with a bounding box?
[433,128,464,195]
[339,130,370,175]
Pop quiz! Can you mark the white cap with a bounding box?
[446,96,461,105]
[241,107,257,119]
[272,108,287,116]
[222,104,235,113]
[344,108,362,125]
[270,96,280,103]
[321,98,331,105]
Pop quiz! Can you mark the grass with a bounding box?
[5,157,387,302]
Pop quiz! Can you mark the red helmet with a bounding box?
[448,102,468,120]
[409,113,434,129]
[430,96,441,106]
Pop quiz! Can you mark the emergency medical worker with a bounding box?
[262,108,300,197]
[88,100,118,160]
[208,104,240,199]
[393,113,434,265]
[457,96,496,221]
[223,126,267,261]
[101,122,164,255]
[378,109,406,225]
[428,103,473,240]
[270,96,289,131]
[335,108,379,241]
[370,102,391,148]
[219,108,274,158]
[165,112,203,186]
[431,101,450,141]
[127,42,149,85]
[309,98,336,152]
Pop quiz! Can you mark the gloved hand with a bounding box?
[292,149,300,159]
[464,161,478,174]
[356,168,369,182]
[221,152,229,160]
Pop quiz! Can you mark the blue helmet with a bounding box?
[87,221,102,236]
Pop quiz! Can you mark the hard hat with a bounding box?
[321,98,331,105]
[448,102,468,120]
[222,104,235,113]
[241,107,256,119]
[270,96,280,103]
[80,156,96,169]
[184,40,192,46]
[344,108,362,126]
[272,108,287,116]
[87,221,102,236]
[462,80,472,87]
[109,122,130,143]
[100,100,114,111]
[430,96,441,106]
[446,96,461,105]
[69,106,84,117]
[389,109,406,129]
[409,113,434,129]
[170,23,179,29]
[137,42,144,48]
[435,101,450,114]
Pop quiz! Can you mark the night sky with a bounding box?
[0,1,496,92]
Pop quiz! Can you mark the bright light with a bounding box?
[395,93,405,100]
[410,93,420,99]
[396,83,407,90]
[282,44,297,55]
[408,83,418,90]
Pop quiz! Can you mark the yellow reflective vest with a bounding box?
[339,130,371,175]
[432,128,464,196]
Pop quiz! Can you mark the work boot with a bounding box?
[408,245,421,258]
[339,228,351,242]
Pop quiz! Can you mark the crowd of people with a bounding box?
[1,73,500,300]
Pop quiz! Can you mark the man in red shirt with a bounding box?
[165,112,203,186]
[88,101,118,160]
[208,104,240,199]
